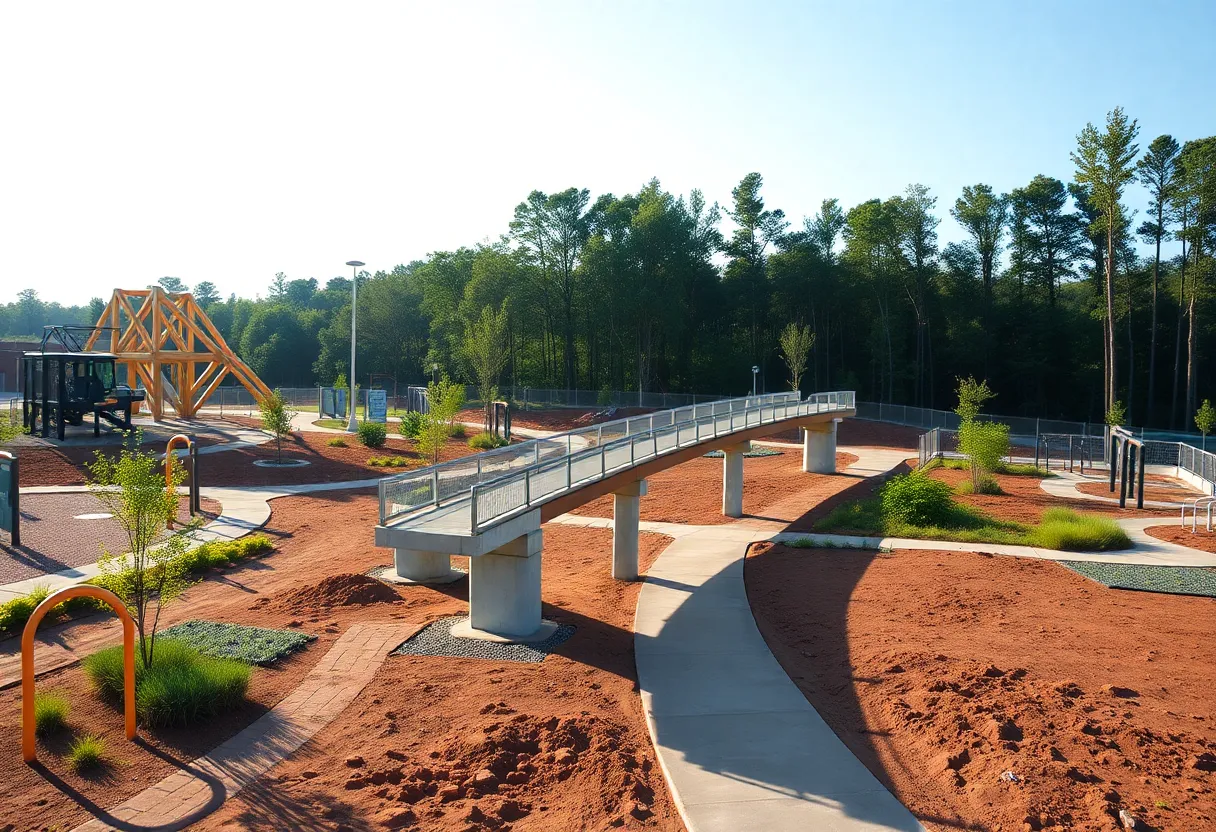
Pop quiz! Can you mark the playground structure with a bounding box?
[22,326,147,440]
[23,585,137,763]
[83,287,271,421]
[375,391,855,640]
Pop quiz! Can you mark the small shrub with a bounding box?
[33,691,70,735]
[468,431,508,451]
[1030,508,1131,552]
[326,437,348,448]
[83,639,251,728]
[368,456,409,467]
[958,419,1010,488]
[356,421,387,449]
[398,410,423,439]
[67,735,107,773]
[0,584,49,634]
[814,498,884,534]
[450,424,466,439]
[956,475,1003,495]
[880,472,955,527]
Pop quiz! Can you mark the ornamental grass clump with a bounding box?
[84,638,250,728]
[66,735,108,773]
[1029,508,1131,552]
[33,691,70,735]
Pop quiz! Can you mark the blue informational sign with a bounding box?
[367,389,388,423]
[335,389,347,417]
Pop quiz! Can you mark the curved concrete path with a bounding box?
[1038,469,1184,510]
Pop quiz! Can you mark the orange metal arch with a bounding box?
[166,433,193,527]
[22,586,137,763]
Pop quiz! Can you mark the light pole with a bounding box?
[345,260,364,432]
[431,363,439,384]
[751,365,759,397]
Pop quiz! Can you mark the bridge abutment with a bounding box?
[722,441,749,517]
[612,479,647,581]
[392,548,463,584]
[802,419,839,474]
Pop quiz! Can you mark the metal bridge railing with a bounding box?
[378,390,854,530]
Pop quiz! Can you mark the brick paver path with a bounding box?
[71,622,409,832]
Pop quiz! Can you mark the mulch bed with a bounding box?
[746,542,1216,832]
[457,407,656,433]
[1075,479,1205,505]
[767,418,925,449]
[1144,524,1216,553]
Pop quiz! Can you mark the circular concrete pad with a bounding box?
[252,458,312,468]
[449,617,560,645]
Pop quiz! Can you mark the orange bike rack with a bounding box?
[22,585,137,763]
[165,433,194,528]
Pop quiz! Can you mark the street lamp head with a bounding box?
[346,260,365,268]
[432,363,439,372]
[752,366,759,373]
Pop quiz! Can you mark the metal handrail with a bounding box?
[378,390,855,528]
[1181,496,1216,533]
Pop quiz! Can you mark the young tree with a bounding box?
[258,388,297,464]
[953,377,1004,491]
[1136,135,1180,426]
[1071,107,1140,417]
[778,321,815,393]
[88,432,194,667]
[1105,400,1127,428]
[416,378,466,464]
[954,376,995,422]
[462,303,512,431]
[1195,399,1216,452]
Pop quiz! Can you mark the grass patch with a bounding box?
[940,457,1051,477]
[326,437,348,448]
[84,639,251,728]
[159,620,314,665]
[1028,508,1130,551]
[815,498,1130,552]
[368,455,410,467]
[313,418,348,430]
[468,431,509,451]
[956,476,1004,495]
[66,735,108,773]
[33,691,71,735]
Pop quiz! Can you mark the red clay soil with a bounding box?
[1074,479,1205,505]
[746,543,1216,832]
[1144,524,1216,553]
[0,492,682,831]
[570,449,859,525]
[0,494,221,583]
[925,466,1177,523]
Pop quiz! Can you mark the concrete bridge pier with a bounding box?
[802,419,839,474]
[392,549,463,584]
[722,441,750,518]
[455,529,555,642]
[612,480,648,581]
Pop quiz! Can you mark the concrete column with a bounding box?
[803,419,838,474]
[392,548,463,584]
[722,441,749,518]
[458,529,555,642]
[612,480,648,581]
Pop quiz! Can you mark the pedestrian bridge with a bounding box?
[374,390,855,640]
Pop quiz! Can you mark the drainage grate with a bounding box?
[392,616,575,663]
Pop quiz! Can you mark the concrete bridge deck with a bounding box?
[373,391,856,640]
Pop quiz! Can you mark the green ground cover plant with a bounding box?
[313,418,348,430]
[326,436,348,447]
[84,638,251,728]
[468,431,508,450]
[398,410,423,438]
[368,455,410,467]
[159,620,314,665]
[815,473,1130,551]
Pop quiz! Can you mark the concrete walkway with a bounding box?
[1039,469,1187,510]
[2,478,380,601]
[71,622,410,832]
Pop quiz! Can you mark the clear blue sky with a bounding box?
[3,0,1213,304]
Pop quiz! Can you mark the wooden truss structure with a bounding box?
[84,288,271,420]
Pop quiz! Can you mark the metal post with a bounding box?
[1119,440,1130,508]
[1136,444,1146,510]
[1109,436,1118,493]
[189,443,200,515]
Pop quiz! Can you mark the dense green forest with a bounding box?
[3,110,1213,429]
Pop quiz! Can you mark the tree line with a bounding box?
[2,108,1213,429]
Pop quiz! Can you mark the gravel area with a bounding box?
[159,619,317,664]
[702,447,782,458]
[393,615,576,663]
[1061,561,1216,598]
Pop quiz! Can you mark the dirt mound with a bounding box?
[268,573,402,612]
[339,711,661,830]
